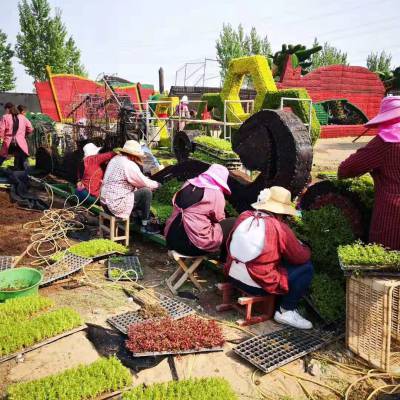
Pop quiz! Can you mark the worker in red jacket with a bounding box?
[224,186,313,330]
[338,96,400,250]
[75,143,116,203]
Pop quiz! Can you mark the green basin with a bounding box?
[0,268,43,301]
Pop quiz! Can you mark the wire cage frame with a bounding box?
[346,276,400,372]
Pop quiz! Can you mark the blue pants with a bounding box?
[229,260,314,311]
[74,188,97,205]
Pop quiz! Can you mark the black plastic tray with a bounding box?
[40,252,92,285]
[233,326,338,373]
[0,256,15,272]
[107,255,143,281]
[107,295,195,334]
[130,346,223,358]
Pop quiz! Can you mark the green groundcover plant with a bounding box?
[0,307,83,357]
[193,135,235,154]
[7,357,131,400]
[0,295,53,322]
[67,239,129,259]
[338,241,400,268]
[293,205,355,277]
[310,273,345,322]
[122,377,238,400]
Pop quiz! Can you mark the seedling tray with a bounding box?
[0,256,15,271]
[233,326,338,373]
[40,252,93,286]
[107,256,143,281]
[107,295,194,334]
[130,346,223,358]
[91,251,126,262]
[0,325,86,364]
[339,259,400,276]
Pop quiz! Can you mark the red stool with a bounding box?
[216,282,276,326]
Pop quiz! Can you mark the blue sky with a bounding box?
[1,0,400,92]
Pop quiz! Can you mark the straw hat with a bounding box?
[365,96,400,126]
[83,143,101,158]
[181,95,189,105]
[252,186,296,216]
[120,140,144,157]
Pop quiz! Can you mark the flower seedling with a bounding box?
[125,316,225,354]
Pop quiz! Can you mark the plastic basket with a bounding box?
[0,268,43,301]
[346,276,400,372]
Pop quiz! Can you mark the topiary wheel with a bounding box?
[233,109,313,199]
[173,130,203,163]
[299,180,368,239]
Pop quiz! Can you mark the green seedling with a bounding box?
[122,377,238,400]
[7,357,131,400]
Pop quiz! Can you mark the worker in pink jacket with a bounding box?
[0,102,33,170]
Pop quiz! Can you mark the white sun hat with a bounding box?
[251,186,297,216]
[120,140,145,157]
[181,95,189,104]
[83,143,101,158]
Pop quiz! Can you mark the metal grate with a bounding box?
[107,295,194,334]
[107,256,143,281]
[130,346,223,358]
[0,256,15,272]
[234,326,338,373]
[40,252,93,285]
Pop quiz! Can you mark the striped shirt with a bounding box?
[338,136,400,250]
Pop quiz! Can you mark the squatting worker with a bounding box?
[100,140,160,234]
[75,143,116,203]
[224,187,314,330]
[338,96,400,250]
[164,164,236,261]
[0,102,33,170]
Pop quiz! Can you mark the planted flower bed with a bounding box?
[122,377,238,400]
[0,295,83,358]
[338,241,400,272]
[7,357,131,400]
[125,316,225,356]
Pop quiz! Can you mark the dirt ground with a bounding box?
[0,138,383,399]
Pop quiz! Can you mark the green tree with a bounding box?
[216,24,271,81]
[366,50,392,75]
[0,30,16,91]
[15,0,86,82]
[310,38,348,70]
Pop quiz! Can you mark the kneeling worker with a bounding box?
[100,140,160,234]
[224,186,314,330]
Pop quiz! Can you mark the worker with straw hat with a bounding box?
[339,96,400,250]
[100,140,160,234]
[224,186,314,330]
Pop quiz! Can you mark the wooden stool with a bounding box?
[99,212,130,246]
[166,251,206,295]
[216,282,276,326]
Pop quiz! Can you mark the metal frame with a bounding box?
[223,100,254,141]
[280,97,313,136]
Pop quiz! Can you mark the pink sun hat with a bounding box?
[365,96,400,126]
[188,164,231,195]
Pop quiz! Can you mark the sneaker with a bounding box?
[274,308,313,330]
[140,224,160,235]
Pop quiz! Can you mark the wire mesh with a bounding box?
[107,256,143,280]
[107,295,195,334]
[40,252,93,286]
[0,257,15,272]
[234,326,337,373]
